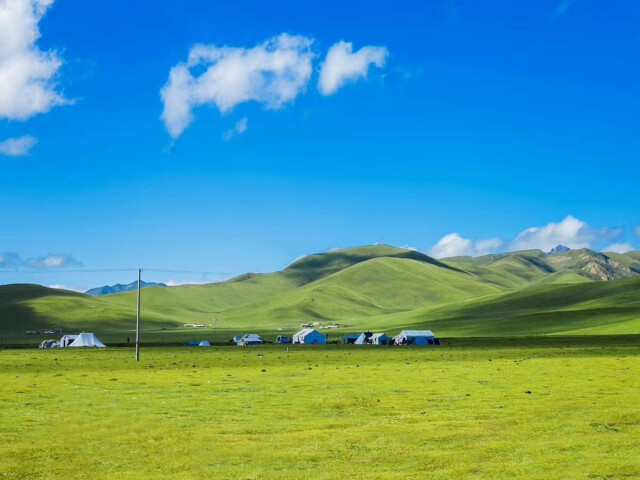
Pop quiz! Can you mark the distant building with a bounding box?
[292,328,327,344]
[394,330,436,346]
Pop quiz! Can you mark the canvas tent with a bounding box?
[237,334,263,346]
[354,332,373,345]
[394,330,435,346]
[370,333,392,345]
[59,334,78,347]
[292,329,326,344]
[68,332,106,348]
[198,340,211,347]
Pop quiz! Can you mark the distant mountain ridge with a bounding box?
[1,244,640,340]
[85,280,167,296]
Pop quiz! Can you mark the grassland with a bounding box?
[1,245,640,345]
[1,341,639,479]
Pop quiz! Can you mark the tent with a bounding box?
[354,332,373,345]
[198,340,211,347]
[237,334,263,346]
[59,334,78,347]
[68,332,106,348]
[292,328,326,344]
[394,330,435,346]
[370,333,392,345]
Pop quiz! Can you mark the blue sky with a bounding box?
[1,0,639,290]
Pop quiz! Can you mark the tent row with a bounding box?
[343,330,438,345]
[226,329,438,346]
[39,332,106,349]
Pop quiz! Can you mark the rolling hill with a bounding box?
[1,245,639,343]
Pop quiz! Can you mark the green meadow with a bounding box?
[1,340,639,479]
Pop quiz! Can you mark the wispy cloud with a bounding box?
[0,252,82,269]
[0,0,70,120]
[0,252,22,268]
[222,117,248,141]
[160,34,314,138]
[26,254,82,269]
[0,135,37,156]
[318,41,388,95]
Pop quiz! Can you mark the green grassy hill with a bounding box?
[1,245,639,343]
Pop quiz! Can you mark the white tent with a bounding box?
[292,328,327,344]
[59,334,78,347]
[68,332,106,348]
[198,340,211,347]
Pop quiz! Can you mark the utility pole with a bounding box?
[135,268,142,362]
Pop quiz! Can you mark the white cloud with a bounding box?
[160,34,314,138]
[0,135,37,156]
[428,216,626,259]
[222,117,248,141]
[26,254,81,268]
[0,0,69,120]
[318,41,388,95]
[428,233,503,258]
[400,244,418,251]
[603,243,636,254]
[509,215,618,252]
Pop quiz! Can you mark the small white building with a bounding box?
[292,328,326,344]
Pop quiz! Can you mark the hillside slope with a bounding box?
[1,245,639,342]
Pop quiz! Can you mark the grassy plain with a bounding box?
[1,340,639,479]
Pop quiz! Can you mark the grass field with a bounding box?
[2,340,639,479]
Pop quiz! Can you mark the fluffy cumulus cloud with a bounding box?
[318,41,388,95]
[508,216,618,252]
[0,135,37,156]
[222,117,248,141]
[603,243,636,254]
[428,233,503,258]
[428,215,626,259]
[160,34,314,138]
[0,0,68,120]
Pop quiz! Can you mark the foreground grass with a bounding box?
[1,343,639,479]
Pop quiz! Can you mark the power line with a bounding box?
[0,268,230,275]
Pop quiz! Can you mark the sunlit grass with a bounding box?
[1,341,639,478]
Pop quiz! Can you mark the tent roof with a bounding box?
[241,334,262,340]
[198,340,211,346]
[294,328,321,337]
[68,332,106,348]
[371,333,389,339]
[397,330,434,337]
